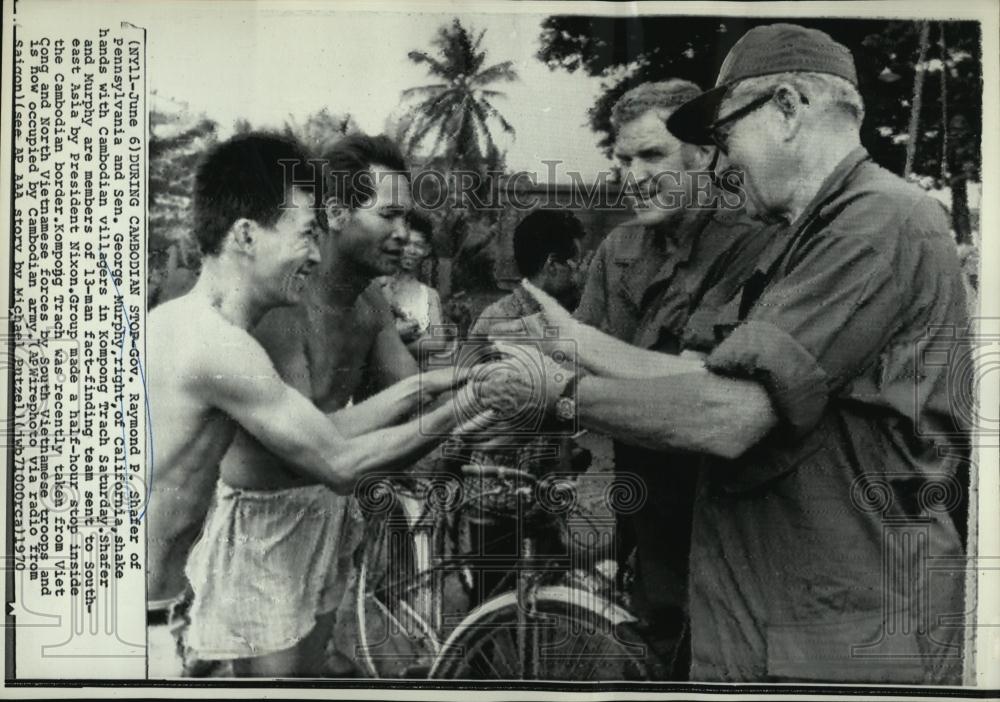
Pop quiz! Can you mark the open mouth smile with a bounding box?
[293,264,314,282]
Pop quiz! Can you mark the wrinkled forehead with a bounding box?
[614,110,681,156]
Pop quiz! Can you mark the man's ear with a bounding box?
[773,84,806,140]
[324,197,349,233]
[542,253,560,277]
[229,219,255,254]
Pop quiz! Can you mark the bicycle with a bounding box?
[353,456,659,681]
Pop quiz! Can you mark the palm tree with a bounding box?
[284,108,358,154]
[401,19,518,172]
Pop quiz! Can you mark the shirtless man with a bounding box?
[146,133,477,677]
[209,134,431,676]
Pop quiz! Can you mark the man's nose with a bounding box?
[307,238,322,264]
[709,149,741,193]
[390,218,408,242]
[712,149,732,174]
[632,162,656,191]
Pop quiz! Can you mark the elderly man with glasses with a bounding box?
[485,23,969,683]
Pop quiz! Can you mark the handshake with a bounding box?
[417,281,580,440]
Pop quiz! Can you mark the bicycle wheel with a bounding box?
[354,497,441,678]
[428,585,658,680]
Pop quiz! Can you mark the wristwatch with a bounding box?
[554,373,579,423]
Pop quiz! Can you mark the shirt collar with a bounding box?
[747,147,870,278]
[791,145,871,232]
[650,205,713,264]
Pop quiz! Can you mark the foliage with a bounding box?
[148,93,219,306]
[400,18,519,173]
[398,18,523,292]
[283,108,359,154]
[537,16,982,240]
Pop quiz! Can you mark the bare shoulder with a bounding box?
[149,294,276,392]
[253,304,307,371]
[148,296,213,365]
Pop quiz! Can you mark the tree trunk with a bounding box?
[905,21,931,178]
[946,113,973,245]
[939,23,949,182]
[950,175,971,244]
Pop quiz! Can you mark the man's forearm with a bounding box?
[328,401,458,490]
[570,319,700,379]
[406,335,454,360]
[576,370,777,459]
[244,384,457,495]
[329,375,421,437]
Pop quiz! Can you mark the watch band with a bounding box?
[558,371,579,402]
[554,371,580,423]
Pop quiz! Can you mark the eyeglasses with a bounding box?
[708,92,775,155]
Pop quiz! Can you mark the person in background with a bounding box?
[379,210,452,365]
[469,209,586,338]
[461,209,589,606]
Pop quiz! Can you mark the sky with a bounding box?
[21,1,616,182]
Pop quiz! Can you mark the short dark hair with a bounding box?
[193,132,313,257]
[406,210,435,251]
[513,210,585,278]
[406,209,434,238]
[321,133,408,209]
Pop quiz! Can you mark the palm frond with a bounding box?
[403,90,462,137]
[403,19,516,169]
[408,97,461,155]
[427,101,466,158]
[472,27,487,54]
[401,83,450,99]
[407,50,451,78]
[405,102,454,154]
[468,99,500,162]
[479,97,516,135]
[470,61,519,87]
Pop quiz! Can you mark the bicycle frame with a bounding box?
[355,462,649,679]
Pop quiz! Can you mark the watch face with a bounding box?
[556,396,575,422]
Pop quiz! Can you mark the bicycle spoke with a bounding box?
[431,596,651,681]
[499,622,521,678]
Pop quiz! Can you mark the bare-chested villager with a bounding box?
[213,134,434,677]
[146,133,479,678]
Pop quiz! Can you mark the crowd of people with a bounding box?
[147,23,971,683]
